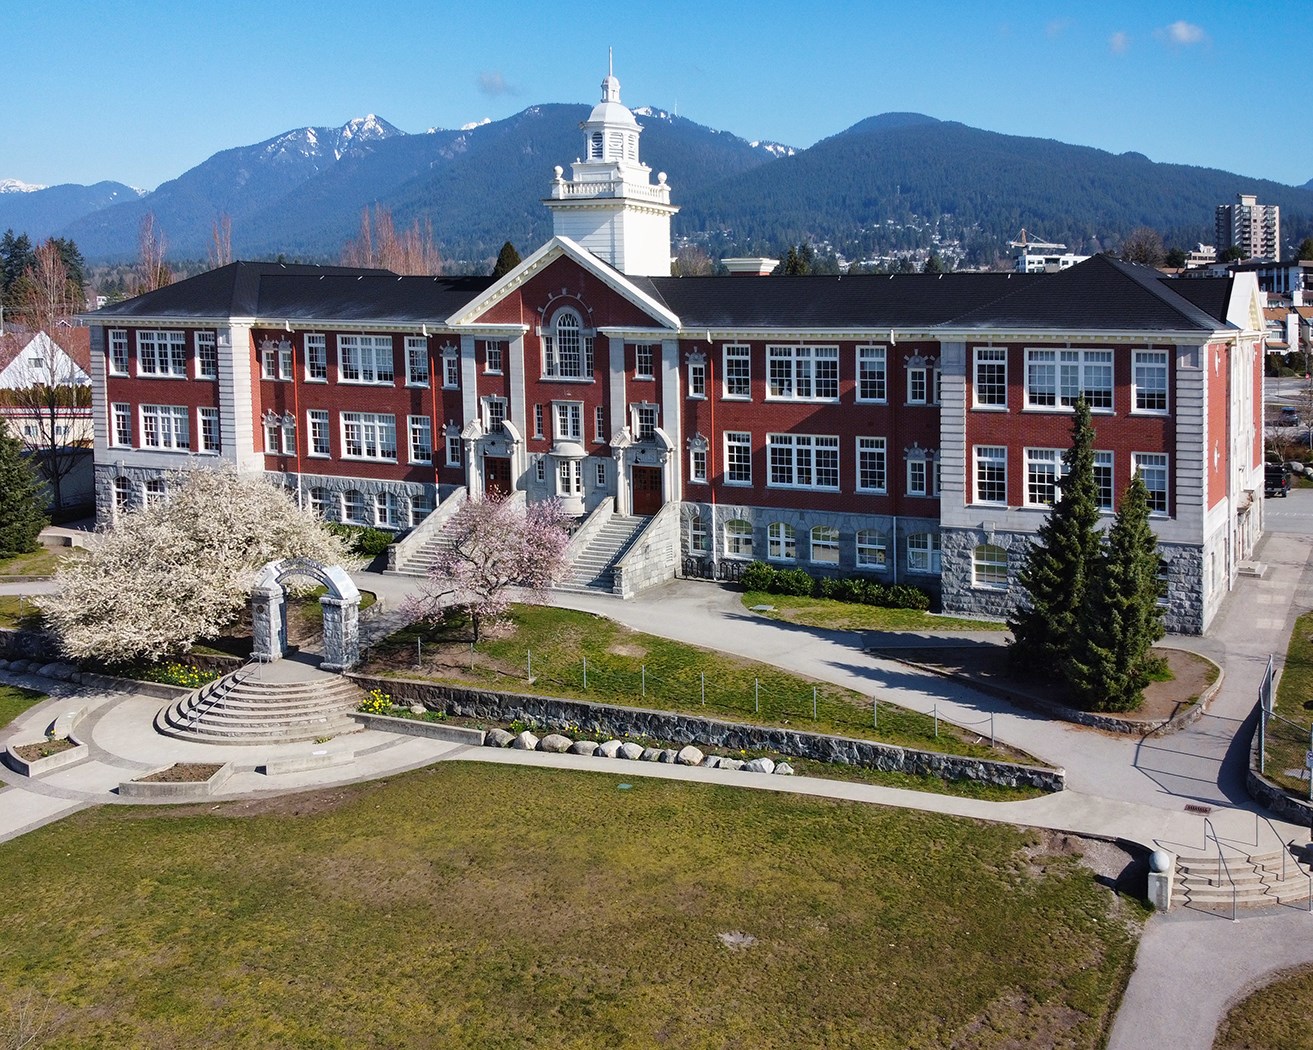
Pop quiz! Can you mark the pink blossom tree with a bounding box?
[404,493,570,642]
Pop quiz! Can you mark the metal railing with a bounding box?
[182,667,252,732]
[1202,816,1238,922]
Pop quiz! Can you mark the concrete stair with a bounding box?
[155,665,367,745]
[554,515,651,594]
[1175,845,1313,909]
[390,529,456,578]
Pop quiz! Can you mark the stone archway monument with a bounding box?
[251,558,361,672]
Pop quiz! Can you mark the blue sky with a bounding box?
[9,0,1311,191]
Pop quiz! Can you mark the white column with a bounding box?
[219,322,261,472]
[661,337,682,501]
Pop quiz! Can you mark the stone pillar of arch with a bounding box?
[250,558,361,671]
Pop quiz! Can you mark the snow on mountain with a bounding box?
[0,179,47,193]
[460,117,492,131]
[750,141,796,158]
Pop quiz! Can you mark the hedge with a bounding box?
[740,562,931,611]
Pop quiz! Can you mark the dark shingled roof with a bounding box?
[256,274,495,323]
[1161,274,1234,324]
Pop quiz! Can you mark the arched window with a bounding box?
[590,131,603,159]
[342,490,367,525]
[724,519,753,559]
[907,532,941,574]
[112,476,132,516]
[543,310,590,379]
[810,525,840,565]
[767,522,796,562]
[308,487,329,518]
[855,530,887,570]
[689,514,708,553]
[972,544,1008,589]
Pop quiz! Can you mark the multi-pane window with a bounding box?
[1133,351,1169,413]
[1094,452,1114,511]
[726,432,752,484]
[375,492,401,529]
[724,519,753,558]
[1025,349,1113,410]
[198,407,220,453]
[483,340,505,374]
[768,434,839,489]
[907,365,940,405]
[195,332,218,379]
[137,330,187,377]
[484,397,507,433]
[857,346,887,402]
[690,446,707,482]
[405,337,430,386]
[532,405,544,438]
[264,412,294,455]
[768,522,796,561]
[543,311,592,379]
[408,416,432,464]
[767,345,839,400]
[689,514,708,553]
[261,340,293,380]
[973,544,1009,589]
[810,525,840,564]
[111,402,132,447]
[907,455,940,497]
[633,343,655,379]
[1133,452,1169,514]
[342,412,397,460]
[446,432,463,467]
[410,493,434,527]
[557,459,583,496]
[112,476,131,513]
[688,358,706,398]
[594,406,606,442]
[554,402,583,441]
[724,344,751,398]
[339,335,395,384]
[634,404,657,442]
[305,334,327,381]
[308,410,331,456]
[595,461,606,487]
[109,330,129,375]
[342,490,368,525]
[1025,448,1061,506]
[856,437,887,492]
[535,457,546,483]
[856,530,887,570]
[442,347,459,389]
[907,532,941,574]
[308,487,328,518]
[141,405,190,450]
[974,446,1007,505]
[973,347,1007,408]
[143,478,167,506]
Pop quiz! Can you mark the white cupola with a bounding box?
[544,57,678,277]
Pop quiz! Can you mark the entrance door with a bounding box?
[632,466,663,516]
[485,456,512,497]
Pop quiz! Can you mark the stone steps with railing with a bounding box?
[555,515,651,593]
[1175,845,1313,908]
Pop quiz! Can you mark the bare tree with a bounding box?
[1119,227,1166,267]
[209,213,233,268]
[136,212,172,293]
[340,205,442,275]
[6,240,91,513]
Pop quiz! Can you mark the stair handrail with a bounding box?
[387,486,467,572]
[563,500,614,564]
[1203,816,1238,921]
[182,666,253,733]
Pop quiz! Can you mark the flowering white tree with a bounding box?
[40,468,356,664]
[404,493,570,642]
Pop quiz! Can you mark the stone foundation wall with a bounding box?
[614,503,679,598]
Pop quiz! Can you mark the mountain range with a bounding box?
[4,107,1312,267]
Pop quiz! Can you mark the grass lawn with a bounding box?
[742,591,1009,632]
[0,683,45,729]
[0,595,42,631]
[1264,611,1313,794]
[0,763,1144,1048]
[1215,964,1313,1049]
[0,546,72,578]
[364,604,1036,767]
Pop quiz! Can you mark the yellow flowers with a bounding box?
[358,688,393,715]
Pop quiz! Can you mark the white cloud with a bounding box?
[1046,18,1070,38]
[477,70,519,97]
[1109,30,1129,54]
[1157,20,1206,46]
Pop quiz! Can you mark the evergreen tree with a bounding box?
[0,229,35,302]
[491,240,521,278]
[1298,237,1313,262]
[1009,398,1102,672]
[0,432,47,558]
[1164,247,1188,268]
[923,253,946,274]
[1065,476,1166,711]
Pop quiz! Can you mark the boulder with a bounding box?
[409,704,427,715]
[774,762,795,776]
[640,747,663,762]
[597,740,623,758]
[568,740,599,756]
[484,728,515,748]
[745,757,776,774]
[720,759,744,771]
[618,742,644,761]
[702,756,721,769]
[676,745,705,766]
[512,730,540,751]
[539,733,572,753]
[659,749,678,763]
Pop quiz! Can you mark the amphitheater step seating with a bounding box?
[1175,845,1313,910]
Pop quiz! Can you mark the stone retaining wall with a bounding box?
[1248,714,1313,825]
[0,628,56,663]
[349,674,1064,792]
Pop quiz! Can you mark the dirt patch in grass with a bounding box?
[134,763,224,784]
[11,738,77,763]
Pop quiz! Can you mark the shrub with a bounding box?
[884,584,932,611]
[326,523,394,558]
[740,562,777,592]
[775,569,814,597]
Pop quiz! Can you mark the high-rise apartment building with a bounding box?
[1216,193,1281,261]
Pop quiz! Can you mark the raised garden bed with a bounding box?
[118,761,234,799]
[4,734,89,776]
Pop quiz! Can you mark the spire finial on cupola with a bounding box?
[602,48,621,102]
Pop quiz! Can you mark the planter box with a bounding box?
[261,749,356,776]
[79,672,191,701]
[3,735,89,777]
[118,761,235,800]
[351,710,485,746]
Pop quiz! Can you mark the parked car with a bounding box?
[1280,406,1300,424]
[1266,463,1293,497]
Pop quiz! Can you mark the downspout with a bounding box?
[707,330,718,576]
[429,332,439,500]
[891,514,898,585]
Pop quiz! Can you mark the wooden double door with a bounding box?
[484,456,512,497]
[632,466,663,515]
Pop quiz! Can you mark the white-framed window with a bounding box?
[726,431,752,484]
[689,514,708,553]
[856,437,887,493]
[767,433,839,490]
[261,339,293,381]
[342,490,368,525]
[533,404,544,438]
[1133,452,1169,514]
[111,402,132,447]
[595,461,607,487]
[195,331,218,379]
[112,475,132,513]
[375,492,401,529]
[308,487,328,518]
[594,406,605,442]
[633,403,658,442]
[408,416,432,464]
[907,363,940,405]
[633,342,655,380]
[1094,451,1114,512]
[724,518,754,558]
[197,407,220,453]
[907,532,941,574]
[338,334,395,384]
[305,334,327,381]
[557,459,583,496]
[554,402,583,441]
[140,404,190,450]
[442,346,459,389]
[724,344,751,399]
[810,525,840,565]
[137,330,187,377]
[406,337,430,387]
[1133,351,1169,413]
[857,346,887,402]
[690,445,707,483]
[410,493,434,527]
[535,456,546,482]
[341,412,397,461]
[973,544,1009,589]
[856,530,887,570]
[767,345,839,401]
[143,478,167,506]
[688,357,706,398]
[906,453,940,497]
[1025,349,1113,411]
[542,310,593,379]
[445,431,463,467]
[767,521,796,561]
[482,339,505,374]
[973,347,1007,408]
[308,410,331,456]
[974,445,1007,505]
[1025,448,1061,507]
[483,397,507,433]
[108,329,129,375]
[263,411,295,455]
